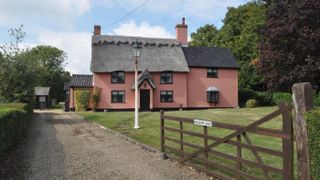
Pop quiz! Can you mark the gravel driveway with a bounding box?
[19,109,208,180]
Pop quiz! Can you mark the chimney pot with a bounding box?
[94,25,101,35]
[182,17,185,25]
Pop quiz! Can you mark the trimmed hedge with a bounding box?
[272,92,292,105]
[75,90,90,111]
[306,108,320,179]
[0,103,32,155]
[239,89,294,107]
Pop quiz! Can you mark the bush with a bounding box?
[75,91,90,111]
[272,92,292,105]
[239,88,257,107]
[0,103,32,155]
[255,92,274,106]
[92,88,101,112]
[306,108,320,179]
[246,99,258,108]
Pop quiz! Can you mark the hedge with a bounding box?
[239,89,294,107]
[0,103,32,155]
[306,108,320,179]
[75,90,90,111]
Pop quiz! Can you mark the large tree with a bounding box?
[0,26,70,102]
[189,2,266,90]
[189,24,219,47]
[21,46,71,101]
[258,0,320,91]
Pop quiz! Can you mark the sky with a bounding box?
[0,0,250,74]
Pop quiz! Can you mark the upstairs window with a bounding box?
[207,68,218,78]
[111,71,125,83]
[207,91,219,104]
[160,91,173,102]
[111,90,125,103]
[160,72,173,84]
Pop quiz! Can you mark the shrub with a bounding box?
[0,103,32,155]
[246,99,258,108]
[255,92,275,106]
[75,91,90,111]
[92,88,101,112]
[306,108,320,179]
[239,88,256,107]
[272,92,292,105]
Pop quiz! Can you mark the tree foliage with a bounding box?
[0,25,70,102]
[258,0,320,91]
[190,24,219,47]
[21,46,71,101]
[189,2,266,90]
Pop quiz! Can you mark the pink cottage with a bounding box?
[67,18,239,111]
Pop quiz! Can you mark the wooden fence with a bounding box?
[160,102,294,179]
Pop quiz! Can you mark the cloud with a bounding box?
[0,0,91,28]
[37,31,92,74]
[111,20,174,38]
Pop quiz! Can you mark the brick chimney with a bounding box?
[175,17,188,45]
[94,25,101,35]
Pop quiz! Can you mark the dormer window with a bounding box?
[207,68,218,78]
[111,71,125,83]
[160,72,173,84]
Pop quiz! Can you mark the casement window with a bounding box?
[111,71,125,83]
[207,68,218,78]
[111,90,125,103]
[207,91,219,104]
[160,72,173,84]
[160,91,173,102]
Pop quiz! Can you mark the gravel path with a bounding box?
[20,109,209,180]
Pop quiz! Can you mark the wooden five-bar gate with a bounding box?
[160,102,294,179]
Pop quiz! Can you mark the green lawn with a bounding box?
[78,107,296,179]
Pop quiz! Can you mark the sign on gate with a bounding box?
[193,119,212,127]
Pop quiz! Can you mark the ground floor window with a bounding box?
[111,90,125,102]
[207,91,219,104]
[160,91,173,102]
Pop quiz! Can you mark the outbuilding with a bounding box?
[34,87,51,109]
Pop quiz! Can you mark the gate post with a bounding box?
[292,82,313,180]
[280,103,294,180]
[160,110,167,160]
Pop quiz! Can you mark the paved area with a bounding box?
[19,109,208,180]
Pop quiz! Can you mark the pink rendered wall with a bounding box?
[152,72,187,108]
[187,68,238,108]
[93,72,188,109]
[69,88,74,108]
[94,73,135,109]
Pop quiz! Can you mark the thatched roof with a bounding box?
[91,35,189,72]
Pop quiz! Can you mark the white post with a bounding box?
[134,59,139,129]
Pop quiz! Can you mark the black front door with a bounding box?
[140,90,150,111]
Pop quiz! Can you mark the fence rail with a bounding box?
[160,102,294,179]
